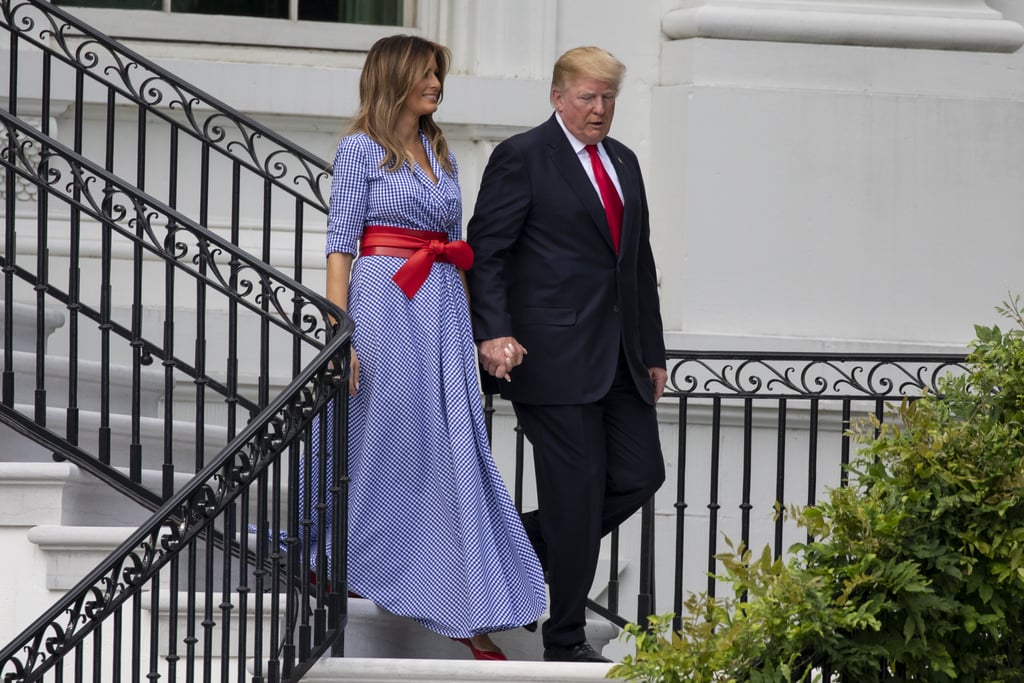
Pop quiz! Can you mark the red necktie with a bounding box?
[585,144,623,253]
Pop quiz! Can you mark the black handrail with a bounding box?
[664,350,968,399]
[1,1,364,679]
[0,401,160,508]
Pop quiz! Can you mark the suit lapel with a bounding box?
[542,116,618,253]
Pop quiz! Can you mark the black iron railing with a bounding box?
[660,351,967,624]
[2,2,353,679]
[2,0,333,491]
[1,96,352,681]
[1,0,330,213]
[490,351,969,632]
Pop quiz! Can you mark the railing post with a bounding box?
[636,498,656,626]
[331,340,351,658]
[2,30,16,406]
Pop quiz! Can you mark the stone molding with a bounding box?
[662,0,1024,52]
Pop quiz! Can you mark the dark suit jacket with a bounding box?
[466,114,666,406]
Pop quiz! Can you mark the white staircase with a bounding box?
[0,462,624,682]
[0,301,628,681]
[305,658,617,683]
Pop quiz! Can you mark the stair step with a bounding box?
[5,349,165,416]
[0,464,629,681]
[0,300,64,354]
[1,402,226,473]
[344,597,619,661]
[26,524,134,590]
[304,657,620,683]
[0,461,76,526]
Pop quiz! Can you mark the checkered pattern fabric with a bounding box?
[309,132,546,638]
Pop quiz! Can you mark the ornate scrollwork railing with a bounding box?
[0,0,331,212]
[2,3,355,678]
[665,351,969,399]
[0,108,336,351]
[0,102,353,682]
[0,352,349,682]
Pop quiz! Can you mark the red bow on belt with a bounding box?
[360,225,474,299]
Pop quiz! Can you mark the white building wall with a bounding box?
[653,1,1024,353]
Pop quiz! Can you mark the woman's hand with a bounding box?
[348,346,360,396]
[325,252,357,394]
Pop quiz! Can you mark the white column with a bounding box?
[649,0,1024,347]
[662,0,1024,52]
[418,0,558,79]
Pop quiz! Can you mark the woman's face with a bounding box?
[402,54,441,120]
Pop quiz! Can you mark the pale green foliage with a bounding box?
[610,296,1024,683]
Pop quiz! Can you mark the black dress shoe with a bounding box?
[543,641,612,663]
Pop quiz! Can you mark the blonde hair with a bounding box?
[551,46,625,94]
[347,34,454,175]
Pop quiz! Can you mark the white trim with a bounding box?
[61,7,418,52]
[664,331,967,356]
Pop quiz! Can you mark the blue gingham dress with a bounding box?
[321,131,546,638]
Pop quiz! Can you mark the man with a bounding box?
[465,46,667,663]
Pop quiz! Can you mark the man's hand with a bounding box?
[478,336,528,382]
[649,366,667,402]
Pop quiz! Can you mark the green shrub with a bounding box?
[610,296,1024,683]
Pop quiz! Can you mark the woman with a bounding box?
[321,34,546,660]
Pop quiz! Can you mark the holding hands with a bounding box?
[478,336,528,381]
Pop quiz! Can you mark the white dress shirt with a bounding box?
[554,112,624,205]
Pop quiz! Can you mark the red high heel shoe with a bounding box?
[451,637,508,661]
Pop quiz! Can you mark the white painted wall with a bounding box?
[653,38,1024,350]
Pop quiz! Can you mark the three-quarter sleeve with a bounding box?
[326,135,371,256]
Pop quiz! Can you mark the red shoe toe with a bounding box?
[451,637,508,661]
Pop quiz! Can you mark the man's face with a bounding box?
[551,77,617,145]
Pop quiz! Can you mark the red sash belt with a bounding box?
[360,225,474,299]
